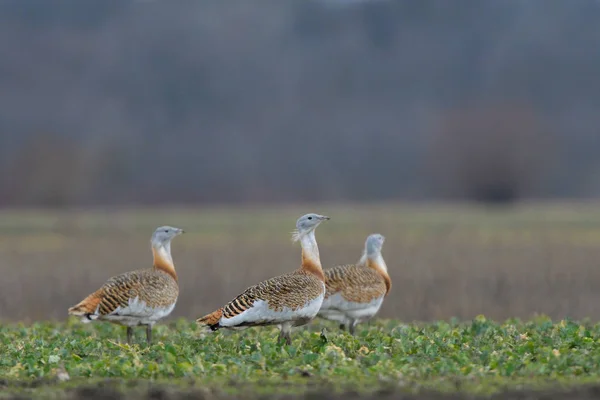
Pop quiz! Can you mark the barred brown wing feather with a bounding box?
[222,272,323,319]
[95,270,177,316]
[93,272,138,315]
[325,265,387,303]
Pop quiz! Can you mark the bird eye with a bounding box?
[308,216,312,220]
[164,230,169,233]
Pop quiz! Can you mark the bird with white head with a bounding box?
[197,213,330,345]
[68,225,184,345]
[318,233,391,335]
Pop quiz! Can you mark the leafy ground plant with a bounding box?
[2,316,600,398]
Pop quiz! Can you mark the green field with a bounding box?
[2,316,600,399]
[3,203,600,398]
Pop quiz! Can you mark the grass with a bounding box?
[3,202,600,398]
[2,316,600,398]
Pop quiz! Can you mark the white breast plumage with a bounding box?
[319,293,384,320]
[96,296,177,327]
[220,293,324,328]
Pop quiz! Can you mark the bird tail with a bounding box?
[68,290,102,322]
[196,308,223,331]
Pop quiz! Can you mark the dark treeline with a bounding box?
[1,0,599,207]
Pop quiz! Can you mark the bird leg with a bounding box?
[284,331,292,346]
[277,330,287,345]
[146,325,152,345]
[278,323,292,346]
[126,327,133,344]
[348,320,357,336]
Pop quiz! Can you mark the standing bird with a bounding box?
[68,226,184,345]
[197,213,330,345]
[318,233,391,335]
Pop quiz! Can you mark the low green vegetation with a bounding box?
[1,316,600,398]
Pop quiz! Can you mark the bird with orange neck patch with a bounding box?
[318,233,391,335]
[68,226,184,345]
[197,213,330,345]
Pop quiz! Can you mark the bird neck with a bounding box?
[300,230,325,281]
[360,252,391,295]
[152,242,178,281]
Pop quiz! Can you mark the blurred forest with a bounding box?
[1,0,599,207]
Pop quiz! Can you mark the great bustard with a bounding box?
[318,233,391,334]
[68,226,184,345]
[197,213,330,345]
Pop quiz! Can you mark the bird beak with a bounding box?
[178,228,185,235]
[320,215,330,221]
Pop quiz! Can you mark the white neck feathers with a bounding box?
[300,230,321,268]
[359,251,387,273]
[372,253,387,273]
[154,242,173,266]
[152,240,178,281]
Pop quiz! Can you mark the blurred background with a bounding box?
[1,0,600,323]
